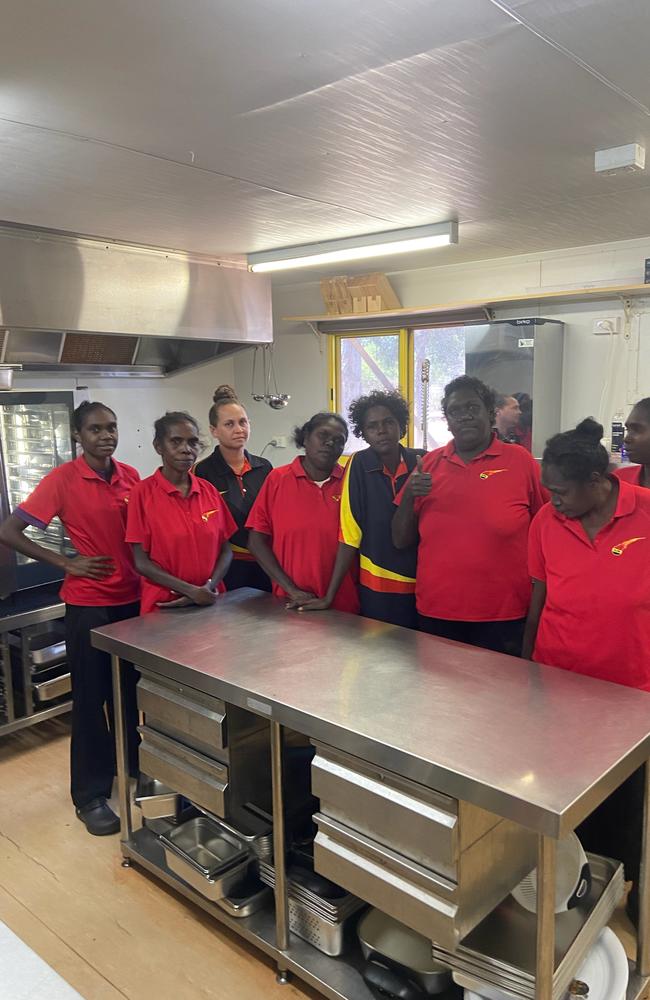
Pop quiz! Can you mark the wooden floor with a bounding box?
[0,717,646,1000]
[0,718,316,1000]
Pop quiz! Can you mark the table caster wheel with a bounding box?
[121,857,131,868]
[276,970,290,985]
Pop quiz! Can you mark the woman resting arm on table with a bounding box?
[126,411,236,612]
[247,412,359,614]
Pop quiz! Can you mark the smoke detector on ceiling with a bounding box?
[594,143,645,175]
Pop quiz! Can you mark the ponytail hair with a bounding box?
[542,418,609,482]
[292,412,348,449]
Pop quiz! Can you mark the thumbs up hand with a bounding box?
[407,454,432,497]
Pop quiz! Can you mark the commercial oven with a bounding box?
[0,391,76,735]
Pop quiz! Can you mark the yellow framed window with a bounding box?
[328,329,409,453]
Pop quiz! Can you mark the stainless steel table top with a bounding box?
[92,589,650,837]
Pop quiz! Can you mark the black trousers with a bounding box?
[65,602,140,809]
[576,764,644,922]
[417,615,526,657]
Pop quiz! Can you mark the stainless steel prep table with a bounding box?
[92,588,650,1000]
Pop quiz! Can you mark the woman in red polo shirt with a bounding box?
[392,375,545,655]
[246,412,359,613]
[127,412,237,614]
[522,417,650,925]
[616,397,650,488]
[0,401,140,837]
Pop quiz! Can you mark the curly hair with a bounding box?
[441,375,496,423]
[348,390,410,438]
[292,412,348,449]
[542,418,609,482]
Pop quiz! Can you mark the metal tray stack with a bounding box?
[431,855,624,1000]
[160,816,251,902]
[258,860,366,956]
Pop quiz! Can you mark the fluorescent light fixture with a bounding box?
[248,221,458,273]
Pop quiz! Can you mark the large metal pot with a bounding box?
[357,908,453,998]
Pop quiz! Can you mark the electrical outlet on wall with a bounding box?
[274,435,289,448]
[593,317,621,335]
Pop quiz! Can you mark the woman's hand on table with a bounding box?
[157,582,217,609]
[157,595,193,609]
[285,588,317,610]
[294,597,331,612]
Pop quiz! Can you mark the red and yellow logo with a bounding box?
[331,494,341,503]
[479,469,508,480]
[201,508,220,523]
[611,536,646,557]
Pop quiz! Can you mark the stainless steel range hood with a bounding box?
[0,224,272,378]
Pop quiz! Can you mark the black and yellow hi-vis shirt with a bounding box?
[339,446,424,628]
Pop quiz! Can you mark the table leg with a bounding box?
[535,834,556,1000]
[638,761,650,977]
[270,720,290,981]
[111,654,133,848]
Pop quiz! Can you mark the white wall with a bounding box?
[234,235,650,460]
[11,355,235,475]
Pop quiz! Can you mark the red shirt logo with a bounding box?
[479,469,508,480]
[201,508,221,522]
[611,536,645,556]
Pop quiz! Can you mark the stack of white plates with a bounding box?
[463,926,628,1000]
[432,856,624,1000]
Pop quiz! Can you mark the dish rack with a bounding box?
[258,860,366,956]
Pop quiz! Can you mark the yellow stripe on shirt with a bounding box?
[359,554,416,584]
[339,454,363,548]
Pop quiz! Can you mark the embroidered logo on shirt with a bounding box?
[611,536,646,556]
[479,469,508,480]
[201,508,221,522]
[331,494,341,502]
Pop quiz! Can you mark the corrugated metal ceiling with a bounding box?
[0,0,649,277]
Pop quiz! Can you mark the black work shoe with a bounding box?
[75,798,120,836]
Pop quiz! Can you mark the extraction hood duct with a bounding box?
[0,224,272,378]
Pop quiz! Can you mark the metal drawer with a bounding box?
[314,812,537,950]
[33,671,71,703]
[311,743,498,881]
[137,674,227,756]
[31,640,66,668]
[138,725,229,818]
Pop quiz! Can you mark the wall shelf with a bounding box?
[283,282,650,330]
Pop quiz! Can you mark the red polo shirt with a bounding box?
[396,436,545,621]
[529,480,650,689]
[126,470,237,614]
[614,464,644,486]
[246,457,359,613]
[16,455,141,606]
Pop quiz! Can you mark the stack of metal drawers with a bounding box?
[311,741,539,951]
[136,670,273,823]
[8,620,71,713]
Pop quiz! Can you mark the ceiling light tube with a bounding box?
[248,221,458,273]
